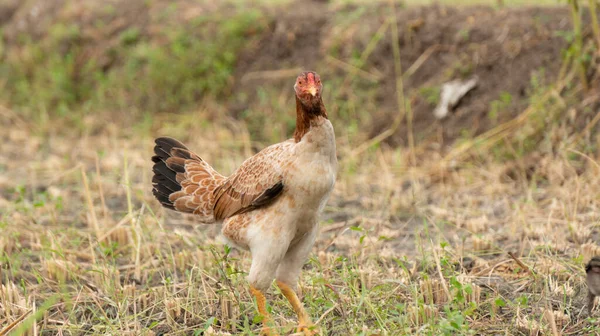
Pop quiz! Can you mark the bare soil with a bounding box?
[2,1,594,147]
[233,3,589,147]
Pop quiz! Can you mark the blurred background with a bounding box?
[1,0,600,334]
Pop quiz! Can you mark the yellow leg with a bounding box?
[276,280,317,335]
[250,285,278,336]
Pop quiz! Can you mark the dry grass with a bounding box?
[2,84,600,335]
[2,0,600,335]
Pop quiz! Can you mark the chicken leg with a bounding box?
[250,285,278,336]
[274,227,319,335]
[276,280,316,335]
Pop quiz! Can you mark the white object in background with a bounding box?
[433,77,478,119]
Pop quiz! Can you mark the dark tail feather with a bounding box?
[151,137,190,209]
[153,137,188,161]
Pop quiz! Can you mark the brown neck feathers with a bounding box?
[293,96,328,142]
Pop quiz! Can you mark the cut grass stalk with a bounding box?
[81,166,101,239]
[431,245,452,300]
[325,55,382,83]
[402,44,447,80]
[589,0,600,52]
[0,309,32,336]
[349,0,410,159]
[569,0,589,90]
[133,205,145,282]
[339,17,391,93]
[123,151,133,223]
[388,0,410,163]
[95,153,109,222]
[8,296,58,336]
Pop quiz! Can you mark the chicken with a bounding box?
[151,71,336,335]
[586,256,600,314]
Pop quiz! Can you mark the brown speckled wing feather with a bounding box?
[152,137,226,223]
[212,140,294,220]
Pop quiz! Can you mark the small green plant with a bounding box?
[419,86,441,106]
[488,91,512,123]
[457,28,470,41]
[119,27,141,46]
[439,307,472,335]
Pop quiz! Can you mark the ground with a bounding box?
[2,0,600,335]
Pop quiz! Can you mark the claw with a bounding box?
[296,324,319,336]
[250,286,279,336]
[261,327,279,336]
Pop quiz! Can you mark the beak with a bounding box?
[307,86,317,97]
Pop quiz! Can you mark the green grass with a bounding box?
[1,7,268,122]
[2,0,600,334]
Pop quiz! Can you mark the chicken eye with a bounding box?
[298,80,303,85]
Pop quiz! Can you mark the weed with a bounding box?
[419,86,441,106]
[488,91,513,123]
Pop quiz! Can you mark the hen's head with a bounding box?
[294,71,322,107]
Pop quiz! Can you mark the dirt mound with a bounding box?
[372,6,575,146]
[236,3,581,147]
[1,0,594,147]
